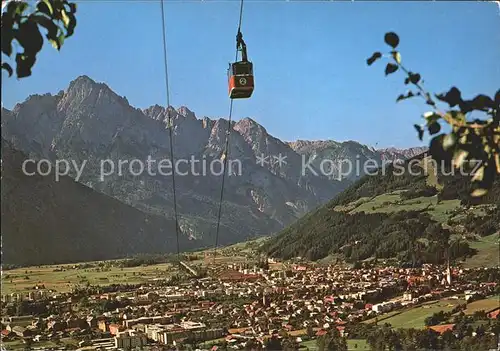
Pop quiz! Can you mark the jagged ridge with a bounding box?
[1,75,426,260]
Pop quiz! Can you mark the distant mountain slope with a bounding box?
[1,139,194,266]
[263,155,499,266]
[1,75,424,250]
[287,140,427,181]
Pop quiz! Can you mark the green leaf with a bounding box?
[452,150,468,168]
[15,53,36,78]
[425,93,436,107]
[396,90,414,102]
[50,0,64,13]
[459,133,468,145]
[49,34,66,51]
[414,124,424,141]
[366,52,382,66]
[1,63,13,77]
[385,63,398,76]
[391,51,401,64]
[48,39,60,50]
[61,9,70,27]
[4,1,18,19]
[447,111,466,124]
[65,12,77,37]
[58,33,65,47]
[31,14,59,40]
[16,20,44,54]
[409,72,421,85]
[428,122,441,135]
[436,87,463,108]
[470,94,496,110]
[429,134,451,163]
[384,32,400,48]
[5,1,28,19]
[423,112,441,124]
[38,0,54,15]
[442,134,456,150]
[470,188,488,198]
[1,19,14,56]
[471,165,484,182]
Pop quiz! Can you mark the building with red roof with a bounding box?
[488,308,500,319]
[428,324,455,334]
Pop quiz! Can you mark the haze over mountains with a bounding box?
[1,75,427,263]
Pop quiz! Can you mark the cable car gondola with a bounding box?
[228,30,254,99]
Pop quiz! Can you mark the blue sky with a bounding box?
[2,0,499,148]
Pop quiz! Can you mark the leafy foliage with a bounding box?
[367,32,500,197]
[437,169,500,206]
[317,328,348,351]
[366,316,500,351]
[1,0,77,78]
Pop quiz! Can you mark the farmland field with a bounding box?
[1,261,176,294]
[335,189,495,227]
[464,295,500,315]
[376,299,465,329]
[338,192,461,224]
[1,237,269,295]
[362,310,401,325]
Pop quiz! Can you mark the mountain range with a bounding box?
[1,75,427,264]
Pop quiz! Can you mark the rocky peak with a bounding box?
[177,106,196,120]
[67,75,96,90]
[234,117,266,134]
[143,105,197,127]
[1,107,11,115]
[209,118,231,141]
[58,75,131,114]
[202,116,214,129]
[234,118,270,150]
[378,146,428,161]
[288,140,341,154]
[143,104,165,120]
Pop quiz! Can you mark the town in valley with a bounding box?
[2,243,499,351]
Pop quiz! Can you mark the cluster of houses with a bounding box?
[1,263,498,349]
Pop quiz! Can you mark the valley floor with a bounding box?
[1,244,498,351]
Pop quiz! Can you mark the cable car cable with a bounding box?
[237,0,244,34]
[213,0,245,263]
[213,101,234,264]
[160,0,181,262]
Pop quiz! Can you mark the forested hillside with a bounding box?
[1,139,194,266]
[263,155,500,266]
